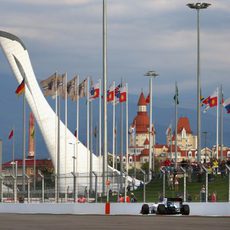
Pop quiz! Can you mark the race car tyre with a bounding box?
[157,204,166,214]
[141,204,149,215]
[181,204,190,215]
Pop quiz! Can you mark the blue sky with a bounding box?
[0,0,229,108]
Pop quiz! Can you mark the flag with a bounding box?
[173,84,179,104]
[74,129,78,138]
[203,89,218,113]
[223,98,230,113]
[119,86,127,103]
[166,123,172,136]
[31,127,35,139]
[15,79,25,96]
[200,88,205,106]
[128,124,136,139]
[8,129,14,140]
[40,73,64,97]
[89,82,100,100]
[115,83,122,99]
[146,93,150,104]
[78,78,87,98]
[67,76,78,101]
[107,84,115,103]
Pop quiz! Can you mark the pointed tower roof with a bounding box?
[138,92,147,106]
[144,138,149,145]
[177,117,192,134]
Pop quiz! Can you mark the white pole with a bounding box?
[64,73,68,201]
[12,127,15,176]
[87,77,90,201]
[99,78,102,194]
[76,75,79,200]
[112,81,115,189]
[216,86,219,159]
[149,77,153,179]
[125,84,129,202]
[220,85,223,161]
[103,0,108,195]
[99,79,102,158]
[175,82,178,168]
[55,72,58,202]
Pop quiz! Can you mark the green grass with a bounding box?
[132,174,229,202]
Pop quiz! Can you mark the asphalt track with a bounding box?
[0,214,229,230]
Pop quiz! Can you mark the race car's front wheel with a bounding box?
[181,204,190,215]
[157,204,166,214]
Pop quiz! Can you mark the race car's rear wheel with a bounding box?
[141,204,149,215]
[157,204,166,214]
[181,204,190,215]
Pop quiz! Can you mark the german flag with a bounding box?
[15,79,25,96]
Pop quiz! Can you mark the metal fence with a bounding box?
[0,165,229,203]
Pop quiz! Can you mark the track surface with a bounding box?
[0,214,229,230]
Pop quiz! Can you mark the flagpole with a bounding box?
[216,86,219,159]
[112,81,115,188]
[120,81,123,193]
[87,76,90,201]
[125,83,129,202]
[64,73,68,201]
[175,82,178,168]
[102,0,108,195]
[33,123,36,191]
[55,72,58,202]
[22,87,26,193]
[12,127,15,176]
[220,85,223,161]
[76,75,79,199]
[89,79,93,194]
[98,78,102,193]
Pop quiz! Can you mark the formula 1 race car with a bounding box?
[141,198,190,215]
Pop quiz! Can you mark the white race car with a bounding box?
[141,198,190,215]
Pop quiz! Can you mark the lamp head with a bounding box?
[187,2,211,9]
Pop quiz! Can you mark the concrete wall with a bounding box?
[0,203,229,216]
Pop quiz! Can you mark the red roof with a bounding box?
[138,92,147,106]
[144,138,149,145]
[177,117,192,134]
[140,149,149,156]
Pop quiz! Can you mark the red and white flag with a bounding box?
[89,82,100,100]
[203,89,218,113]
[119,86,127,103]
[107,84,115,103]
[8,129,14,140]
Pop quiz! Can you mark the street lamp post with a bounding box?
[187,2,211,163]
[144,70,159,180]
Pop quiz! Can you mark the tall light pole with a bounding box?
[102,0,108,195]
[187,2,211,162]
[144,70,159,180]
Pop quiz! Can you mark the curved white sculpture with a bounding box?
[0,31,101,191]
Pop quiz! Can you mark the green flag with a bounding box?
[174,84,179,104]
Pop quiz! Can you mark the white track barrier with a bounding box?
[0,203,229,216]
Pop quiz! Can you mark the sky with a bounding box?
[0,0,229,108]
[0,0,230,161]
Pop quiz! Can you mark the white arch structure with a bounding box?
[0,31,102,191]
